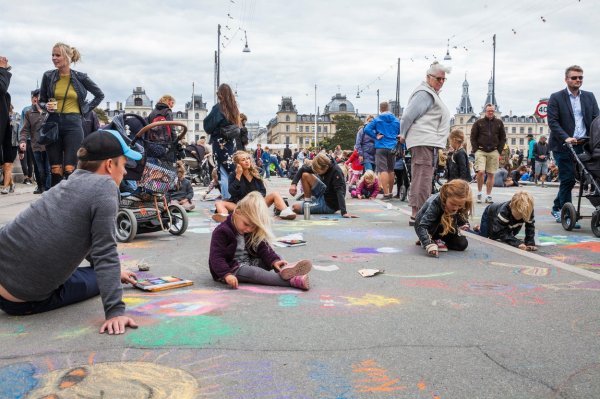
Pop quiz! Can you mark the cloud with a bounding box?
[2,0,598,126]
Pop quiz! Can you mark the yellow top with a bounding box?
[55,74,80,114]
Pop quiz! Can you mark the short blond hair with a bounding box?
[311,153,331,175]
[234,192,274,250]
[510,191,534,222]
[158,95,175,106]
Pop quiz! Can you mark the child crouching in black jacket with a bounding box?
[414,179,473,257]
[476,191,537,251]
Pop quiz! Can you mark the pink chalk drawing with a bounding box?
[237,286,299,294]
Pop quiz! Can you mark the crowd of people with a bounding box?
[0,52,597,336]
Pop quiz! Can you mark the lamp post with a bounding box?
[314,84,317,148]
[491,34,496,109]
[376,89,380,115]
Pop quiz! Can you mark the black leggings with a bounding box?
[46,113,84,170]
[432,224,468,251]
[394,169,409,194]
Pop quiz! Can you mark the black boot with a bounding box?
[33,185,44,194]
[51,173,63,187]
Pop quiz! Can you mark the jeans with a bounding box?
[219,164,231,200]
[552,146,582,212]
[363,162,374,171]
[46,113,84,169]
[263,161,271,179]
[33,151,51,190]
[233,258,290,287]
[0,268,99,316]
[19,140,35,178]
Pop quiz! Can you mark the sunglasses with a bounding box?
[428,74,447,83]
[569,76,584,81]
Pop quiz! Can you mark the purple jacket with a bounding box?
[209,215,281,280]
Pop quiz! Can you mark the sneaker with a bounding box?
[550,210,560,223]
[485,195,493,203]
[435,239,448,252]
[279,207,297,220]
[279,259,312,280]
[477,193,483,203]
[290,274,310,291]
[24,178,32,185]
[211,213,228,223]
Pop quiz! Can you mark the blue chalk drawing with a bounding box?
[0,363,39,399]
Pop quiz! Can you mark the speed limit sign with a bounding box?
[535,101,548,118]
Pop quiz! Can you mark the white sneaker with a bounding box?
[485,195,493,203]
[279,207,297,220]
[477,193,483,203]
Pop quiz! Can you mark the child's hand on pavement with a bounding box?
[460,224,470,231]
[526,245,538,252]
[343,213,359,218]
[120,271,137,285]
[425,243,439,257]
[272,260,288,271]
[225,274,238,289]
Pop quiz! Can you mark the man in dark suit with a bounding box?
[548,65,599,225]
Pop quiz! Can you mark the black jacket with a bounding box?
[283,147,292,160]
[228,172,266,203]
[415,194,468,248]
[39,69,104,115]
[533,142,549,162]
[470,117,506,153]
[292,163,347,215]
[446,148,471,182]
[147,102,173,123]
[548,88,599,153]
[482,201,535,247]
[0,68,11,147]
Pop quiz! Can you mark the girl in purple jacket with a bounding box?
[209,192,311,290]
[350,170,380,199]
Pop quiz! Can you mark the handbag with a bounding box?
[38,79,71,145]
[220,124,240,141]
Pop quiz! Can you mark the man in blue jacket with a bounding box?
[364,102,400,199]
[548,65,599,226]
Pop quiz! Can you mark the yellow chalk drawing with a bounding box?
[26,362,199,398]
[53,327,93,340]
[118,240,153,249]
[343,294,401,307]
[123,297,149,306]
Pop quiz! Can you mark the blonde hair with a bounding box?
[234,192,274,250]
[233,150,262,180]
[439,179,473,236]
[510,191,534,222]
[53,42,81,64]
[158,94,175,106]
[359,170,376,186]
[311,153,331,175]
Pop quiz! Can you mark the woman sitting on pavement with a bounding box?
[474,190,537,251]
[414,179,472,257]
[209,192,311,290]
[213,151,296,222]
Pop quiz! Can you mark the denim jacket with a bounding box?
[39,69,104,115]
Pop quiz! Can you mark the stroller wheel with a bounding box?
[115,209,138,242]
[561,203,578,231]
[167,204,189,236]
[592,210,600,238]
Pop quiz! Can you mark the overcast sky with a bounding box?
[2,0,598,125]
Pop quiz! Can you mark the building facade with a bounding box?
[267,93,358,147]
[450,77,548,154]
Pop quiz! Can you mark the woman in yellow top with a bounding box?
[39,42,104,187]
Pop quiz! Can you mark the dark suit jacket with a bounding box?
[548,88,599,153]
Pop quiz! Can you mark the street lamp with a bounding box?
[444,38,452,61]
[243,30,251,53]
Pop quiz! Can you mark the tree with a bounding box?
[330,114,362,151]
[94,108,109,124]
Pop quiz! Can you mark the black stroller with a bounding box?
[560,116,600,237]
[107,114,190,242]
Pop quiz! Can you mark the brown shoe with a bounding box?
[279,259,312,280]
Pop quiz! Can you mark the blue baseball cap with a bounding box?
[79,129,142,161]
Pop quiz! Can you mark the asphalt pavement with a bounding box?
[0,177,599,399]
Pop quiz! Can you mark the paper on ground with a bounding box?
[358,268,384,277]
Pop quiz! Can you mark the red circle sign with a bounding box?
[535,101,548,118]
